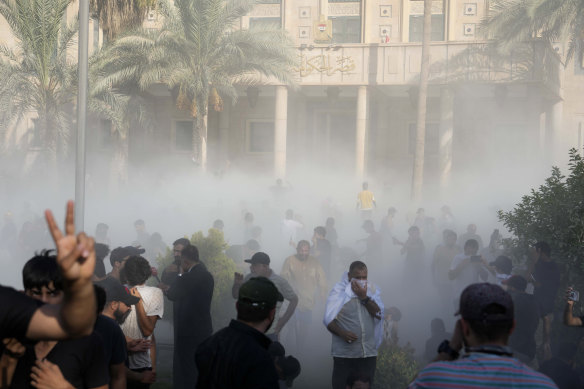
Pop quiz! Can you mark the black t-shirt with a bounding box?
[533,260,561,315]
[0,285,40,340]
[94,315,127,366]
[10,332,109,389]
[508,291,539,359]
[196,320,279,389]
[539,357,581,389]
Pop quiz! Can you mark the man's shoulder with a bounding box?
[413,356,557,388]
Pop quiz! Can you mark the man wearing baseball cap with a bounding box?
[409,283,557,388]
[196,277,284,389]
[232,252,298,340]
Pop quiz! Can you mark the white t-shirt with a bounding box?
[281,219,303,244]
[449,253,486,297]
[120,285,164,369]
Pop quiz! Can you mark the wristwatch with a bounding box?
[437,340,459,360]
[360,296,371,305]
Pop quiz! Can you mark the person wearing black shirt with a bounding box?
[2,251,108,389]
[539,342,582,389]
[0,201,97,342]
[196,277,283,389]
[506,275,539,364]
[530,241,560,359]
[166,245,214,389]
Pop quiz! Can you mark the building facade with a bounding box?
[1,0,580,197]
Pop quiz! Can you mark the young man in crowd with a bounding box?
[505,275,539,365]
[1,251,108,389]
[356,182,376,220]
[196,277,283,389]
[324,261,384,389]
[232,252,298,341]
[448,239,488,307]
[122,256,164,389]
[281,240,328,353]
[409,283,557,388]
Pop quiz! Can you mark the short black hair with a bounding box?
[297,240,310,250]
[314,226,326,237]
[182,245,200,263]
[213,219,224,229]
[362,182,368,189]
[535,241,551,257]
[466,303,514,342]
[134,219,145,226]
[387,306,402,322]
[173,238,190,247]
[124,256,151,286]
[349,261,367,275]
[346,370,371,387]
[246,239,261,251]
[22,250,62,292]
[464,239,479,251]
[109,247,126,267]
[236,301,272,323]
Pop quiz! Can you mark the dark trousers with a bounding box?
[128,367,152,389]
[173,336,200,389]
[332,356,376,389]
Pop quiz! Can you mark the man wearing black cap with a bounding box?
[196,277,284,389]
[408,283,557,388]
[232,252,298,340]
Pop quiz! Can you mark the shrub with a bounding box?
[374,343,419,388]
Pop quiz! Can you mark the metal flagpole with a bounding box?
[75,0,89,231]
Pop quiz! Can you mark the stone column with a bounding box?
[546,100,564,162]
[274,86,288,178]
[439,87,454,190]
[355,86,368,178]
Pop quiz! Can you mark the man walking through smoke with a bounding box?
[324,261,384,389]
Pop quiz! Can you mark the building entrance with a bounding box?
[312,109,356,173]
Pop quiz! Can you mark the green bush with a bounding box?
[374,343,419,388]
[156,229,237,330]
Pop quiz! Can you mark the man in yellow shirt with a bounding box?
[357,182,376,219]
[281,240,328,352]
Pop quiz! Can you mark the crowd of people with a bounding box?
[0,179,582,388]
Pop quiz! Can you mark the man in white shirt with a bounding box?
[121,256,164,388]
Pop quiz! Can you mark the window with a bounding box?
[247,121,274,153]
[408,123,439,155]
[98,119,113,149]
[409,0,445,42]
[329,16,361,44]
[409,14,445,42]
[249,17,281,29]
[175,120,193,152]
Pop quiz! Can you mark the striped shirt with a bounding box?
[409,353,558,388]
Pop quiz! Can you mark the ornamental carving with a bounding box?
[249,4,280,17]
[294,53,357,77]
[328,3,360,16]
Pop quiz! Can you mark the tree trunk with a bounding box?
[194,99,208,172]
[411,0,432,202]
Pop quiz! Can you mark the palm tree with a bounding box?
[90,0,156,41]
[0,0,77,167]
[95,0,297,171]
[411,0,432,202]
[484,0,584,63]
[0,0,131,174]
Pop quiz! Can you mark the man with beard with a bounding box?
[232,252,298,341]
[160,238,190,286]
[166,245,214,389]
[95,279,138,389]
[281,240,327,351]
[196,277,283,389]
